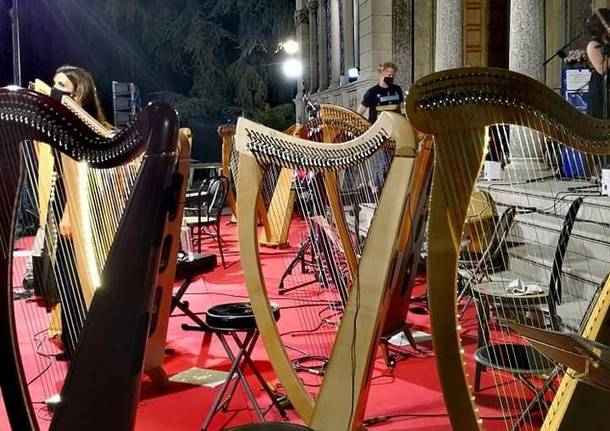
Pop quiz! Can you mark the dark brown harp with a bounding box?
[0,87,179,430]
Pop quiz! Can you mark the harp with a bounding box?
[235,111,426,430]
[297,103,433,363]
[0,86,180,430]
[219,123,296,246]
[406,67,610,430]
[28,79,189,385]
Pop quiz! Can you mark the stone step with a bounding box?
[470,164,610,304]
[501,207,610,259]
[480,176,610,226]
[504,242,606,303]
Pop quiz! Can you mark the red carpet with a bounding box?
[1,216,546,430]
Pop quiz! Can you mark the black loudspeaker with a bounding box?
[112,81,141,128]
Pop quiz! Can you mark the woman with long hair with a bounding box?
[52,65,107,124]
[49,65,108,359]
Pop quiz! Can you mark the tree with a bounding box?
[104,0,295,125]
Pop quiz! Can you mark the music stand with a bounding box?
[509,321,610,392]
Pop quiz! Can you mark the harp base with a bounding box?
[379,323,419,367]
[144,366,170,391]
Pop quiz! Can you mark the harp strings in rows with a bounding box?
[260,140,393,382]
[6,137,141,425]
[438,102,610,430]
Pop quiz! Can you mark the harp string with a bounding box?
[13,142,68,408]
[7,138,142,427]
[264,111,392,387]
[439,98,610,429]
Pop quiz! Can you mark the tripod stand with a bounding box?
[278,234,330,295]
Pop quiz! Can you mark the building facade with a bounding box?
[294,0,595,122]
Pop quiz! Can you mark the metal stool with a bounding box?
[225,423,313,431]
[200,302,286,431]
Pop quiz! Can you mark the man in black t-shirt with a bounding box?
[357,62,403,123]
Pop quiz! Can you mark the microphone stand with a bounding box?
[543,31,584,67]
[9,0,22,86]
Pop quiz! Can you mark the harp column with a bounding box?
[295,1,311,123]
[509,0,545,159]
[434,0,463,71]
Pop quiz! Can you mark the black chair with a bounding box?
[171,251,217,328]
[184,176,229,267]
[188,302,287,430]
[470,198,585,431]
[458,205,517,316]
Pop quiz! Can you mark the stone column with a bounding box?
[329,0,341,88]
[434,0,463,71]
[509,0,545,159]
[392,0,413,89]
[358,0,392,80]
[307,0,319,93]
[509,0,545,81]
[295,1,310,122]
[317,0,329,91]
[343,0,355,74]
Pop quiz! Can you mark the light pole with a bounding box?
[278,39,303,121]
[9,0,22,86]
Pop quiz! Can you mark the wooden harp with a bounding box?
[406,67,610,430]
[235,111,424,430]
[0,87,180,430]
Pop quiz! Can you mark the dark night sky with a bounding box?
[1,1,185,108]
[0,0,295,162]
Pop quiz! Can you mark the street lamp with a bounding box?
[282,40,299,55]
[276,39,299,55]
[282,58,303,79]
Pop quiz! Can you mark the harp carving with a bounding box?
[406,67,610,430]
[235,112,424,430]
[0,87,180,430]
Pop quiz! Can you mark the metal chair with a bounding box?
[457,205,517,316]
[184,176,229,267]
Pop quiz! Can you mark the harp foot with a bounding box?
[379,323,419,367]
[145,366,170,391]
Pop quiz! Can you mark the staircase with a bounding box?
[477,163,610,316]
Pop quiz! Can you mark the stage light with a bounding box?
[282,58,303,79]
[347,67,359,82]
[276,39,299,55]
[282,40,299,55]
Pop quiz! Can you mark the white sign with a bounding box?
[565,69,590,92]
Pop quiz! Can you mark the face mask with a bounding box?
[383,76,394,86]
[50,87,71,101]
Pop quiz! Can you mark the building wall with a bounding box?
[295,0,587,120]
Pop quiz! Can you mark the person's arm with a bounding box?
[587,41,610,75]
[357,88,373,116]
